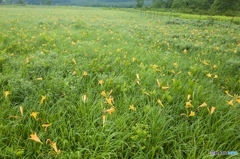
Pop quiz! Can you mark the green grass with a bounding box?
[0,5,240,158]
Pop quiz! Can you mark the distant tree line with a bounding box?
[150,0,240,15]
[0,0,239,15]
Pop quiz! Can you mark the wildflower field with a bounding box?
[0,5,240,158]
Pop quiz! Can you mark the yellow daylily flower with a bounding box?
[46,139,61,154]
[4,91,10,98]
[189,111,195,117]
[29,132,42,143]
[129,105,136,111]
[40,96,46,104]
[30,112,39,120]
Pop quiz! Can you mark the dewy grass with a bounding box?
[0,5,240,158]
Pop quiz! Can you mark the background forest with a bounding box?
[1,0,240,15]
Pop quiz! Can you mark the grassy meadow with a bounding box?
[0,5,240,158]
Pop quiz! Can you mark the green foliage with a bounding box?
[136,0,144,8]
[0,6,240,158]
[211,0,240,12]
[45,0,51,5]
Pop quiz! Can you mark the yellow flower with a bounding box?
[46,139,61,154]
[132,57,136,62]
[104,107,115,115]
[161,86,170,90]
[199,102,207,108]
[227,100,234,107]
[82,71,88,76]
[157,99,164,107]
[236,98,240,103]
[136,74,140,80]
[186,101,193,108]
[4,91,10,98]
[171,69,175,74]
[183,49,187,54]
[29,132,42,143]
[152,64,158,69]
[189,111,195,117]
[156,79,161,87]
[213,75,218,79]
[30,112,39,120]
[187,94,191,101]
[36,77,43,81]
[73,70,77,75]
[101,91,107,97]
[42,123,52,132]
[102,115,106,125]
[26,57,30,63]
[173,62,178,68]
[20,106,23,116]
[201,60,209,66]
[106,96,114,106]
[72,58,76,64]
[206,73,212,78]
[40,96,46,104]
[210,107,215,115]
[98,80,104,86]
[225,90,233,97]
[82,95,87,103]
[129,105,136,111]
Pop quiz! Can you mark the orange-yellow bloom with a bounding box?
[183,49,187,54]
[98,80,104,86]
[104,107,115,115]
[201,60,209,66]
[227,100,234,107]
[82,95,87,103]
[152,64,158,69]
[186,101,193,108]
[199,102,207,108]
[29,132,42,143]
[20,106,23,116]
[189,111,195,117]
[82,71,88,76]
[225,90,233,97]
[46,139,61,154]
[156,79,161,87]
[136,74,140,80]
[30,112,39,120]
[4,91,10,98]
[106,96,114,106]
[157,99,164,107]
[206,73,212,78]
[161,86,170,90]
[36,77,43,81]
[72,58,76,64]
[102,115,106,125]
[26,57,30,63]
[40,96,46,104]
[213,75,218,79]
[101,91,107,97]
[129,105,136,111]
[42,123,52,132]
[210,107,215,115]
